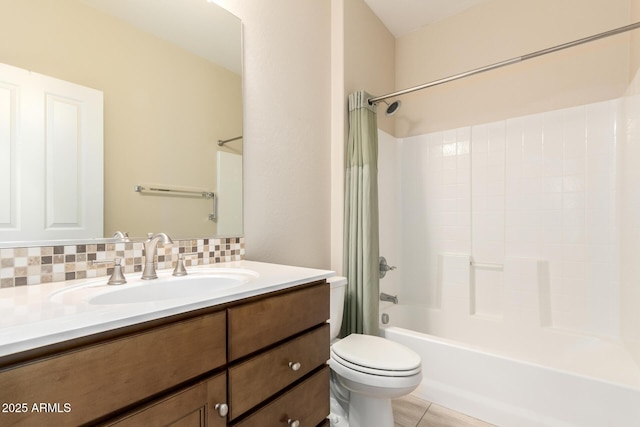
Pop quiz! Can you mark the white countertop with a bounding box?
[0,260,334,358]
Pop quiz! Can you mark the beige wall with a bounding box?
[220,0,393,270]
[343,0,396,136]
[329,0,396,273]
[395,0,632,136]
[0,0,242,239]
[215,0,332,269]
[632,0,640,82]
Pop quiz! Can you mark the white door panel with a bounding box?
[0,62,103,242]
[0,83,15,227]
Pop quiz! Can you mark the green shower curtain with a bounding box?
[342,91,380,337]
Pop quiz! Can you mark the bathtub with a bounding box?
[380,304,640,427]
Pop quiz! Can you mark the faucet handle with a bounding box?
[379,256,397,278]
[172,254,188,277]
[172,253,196,276]
[92,258,127,285]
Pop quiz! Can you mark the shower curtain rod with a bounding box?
[368,21,640,105]
[218,135,243,146]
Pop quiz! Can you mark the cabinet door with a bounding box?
[206,373,230,427]
[107,373,227,427]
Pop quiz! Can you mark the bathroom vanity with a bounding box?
[0,261,332,426]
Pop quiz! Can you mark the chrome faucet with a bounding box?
[112,230,130,242]
[141,232,173,280]
[380,292,398,304]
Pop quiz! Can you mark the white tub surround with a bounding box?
[0,260,334,358]
[376,69,640,427]
[386,97,620,334]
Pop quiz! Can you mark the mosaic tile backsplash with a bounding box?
[0,237,244,288]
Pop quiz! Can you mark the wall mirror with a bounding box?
[0,0,243,247]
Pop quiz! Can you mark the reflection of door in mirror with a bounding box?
[0,62,103,242]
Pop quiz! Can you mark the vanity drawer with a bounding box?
[0,311,226,426]
[228,324,329,419]
[231,366,330,427]
[227,282,329,361]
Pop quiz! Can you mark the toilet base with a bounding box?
[348,393,394,427]
[329,395,349,426]
[330,371,350,426]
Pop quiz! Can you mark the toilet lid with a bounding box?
[331,334,421,374]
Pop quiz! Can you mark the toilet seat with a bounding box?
[329,334,423,396]
[331,350,422,377]
[331,334,421,377]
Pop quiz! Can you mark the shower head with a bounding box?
[383,100,402,116]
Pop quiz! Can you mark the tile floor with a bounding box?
[392,394,496,427]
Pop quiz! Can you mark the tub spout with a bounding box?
[380,292,398,304]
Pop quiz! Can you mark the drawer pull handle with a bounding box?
[288,361,301,371]
[214,403,229,417]
[288,419,300,427]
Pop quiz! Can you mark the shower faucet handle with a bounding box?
[379,256,397,278]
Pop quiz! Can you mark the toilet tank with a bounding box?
[328,276,347,340]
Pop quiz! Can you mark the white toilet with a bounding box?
[328,277,422,427]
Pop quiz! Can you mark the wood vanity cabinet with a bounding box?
[0,311,227,426]
[0,280,329,427]
[107,372,227,427]
[227,283,330,424]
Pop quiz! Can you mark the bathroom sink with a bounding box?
[49,268,259,305]
[89,275,245,305]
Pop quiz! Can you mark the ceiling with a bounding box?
[81,0,242,74]
[80,0,488,72]
[363,0,489,38]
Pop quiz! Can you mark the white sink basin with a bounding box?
[49,268,259,305]
[89,275,245,304]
